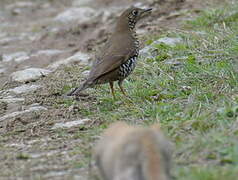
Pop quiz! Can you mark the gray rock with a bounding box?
[134,2,149,9]
[72,0,93,7]
[54,7,98,23]
[18,32,40,41]
[0,11,3,21]
[101,10,114,23]
[140,37,183,59]
[6,2,34,9]
[0,96,25,103]
[0,68,6,74]
[165,56,188,66]
[0,36,20,46]
[82,70,90,77]
[52,119,90,129]
[11,68,51,82]
[43,171,68,178]
[155,37,182,47]
[11,8,22,16]
[0,32,7,39]
[139,45,154,59]
[0,106,47,122]
[2,51,29,63]
[8,84,41,94]
[192,31,207,35]
[30,150,59,159]
[137,28,147,35]
[31,49,63,57]
[48,52,90,70]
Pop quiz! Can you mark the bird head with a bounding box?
[116,7,152,31]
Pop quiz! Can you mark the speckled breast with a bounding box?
[118,30,139,80]
[118,55,138,79]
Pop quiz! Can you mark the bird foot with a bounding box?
[74,93,90,97]
[75,94,96,101]
[124,96,133,103]
[66,87,78,96]
[62,94,74,100]
[63,91,92,100]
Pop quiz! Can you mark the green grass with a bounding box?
[89,3,237,179]
[33,1,238,179]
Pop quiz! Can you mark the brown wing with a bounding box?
[87,32,135,82]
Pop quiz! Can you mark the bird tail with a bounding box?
[66,80,91,96]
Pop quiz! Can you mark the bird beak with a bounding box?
[139,8,152,18]
[142,8,152,13]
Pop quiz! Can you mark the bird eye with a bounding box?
[132,10,138,16]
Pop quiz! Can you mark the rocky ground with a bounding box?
[0,0,234,179]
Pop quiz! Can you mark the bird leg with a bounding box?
[118,80,128,97]
[109,82,116,99]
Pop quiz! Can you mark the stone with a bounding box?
[30,150,59,159]
[48,52,90,70]
[155,37,182,47]
[134,2,147,9]
[43,171,68,178]
[54,7,98,23]
[164,56,188,66]
[11,8,22,16]
[6,2,34,9]
[2,51,29,63]
[11,68,51,82]
[72,0,93,7]
[0,106,47,122]
[0,32,7,39]
[137,28,147,35]
[0,96,25,103]
[82,70,90,77]
[140,37,183,59]
[52,119,90,129]
[0,37,20,46]
[20,32,40,41]
[139,45,154,59]
[8,84,41,94]
[101,10,114,23]
[0,68,6,74]
[31,49,63,57]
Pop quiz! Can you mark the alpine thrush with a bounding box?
[67,7,152,98]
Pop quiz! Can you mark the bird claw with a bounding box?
[62,94,74,99]
[75,95,96,101]
[63,92,95,101]
[66,87,78,96]
[124,96,133,103]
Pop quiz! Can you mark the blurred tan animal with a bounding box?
[93,122,172,180]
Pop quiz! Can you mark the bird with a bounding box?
[67,7,152,98]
